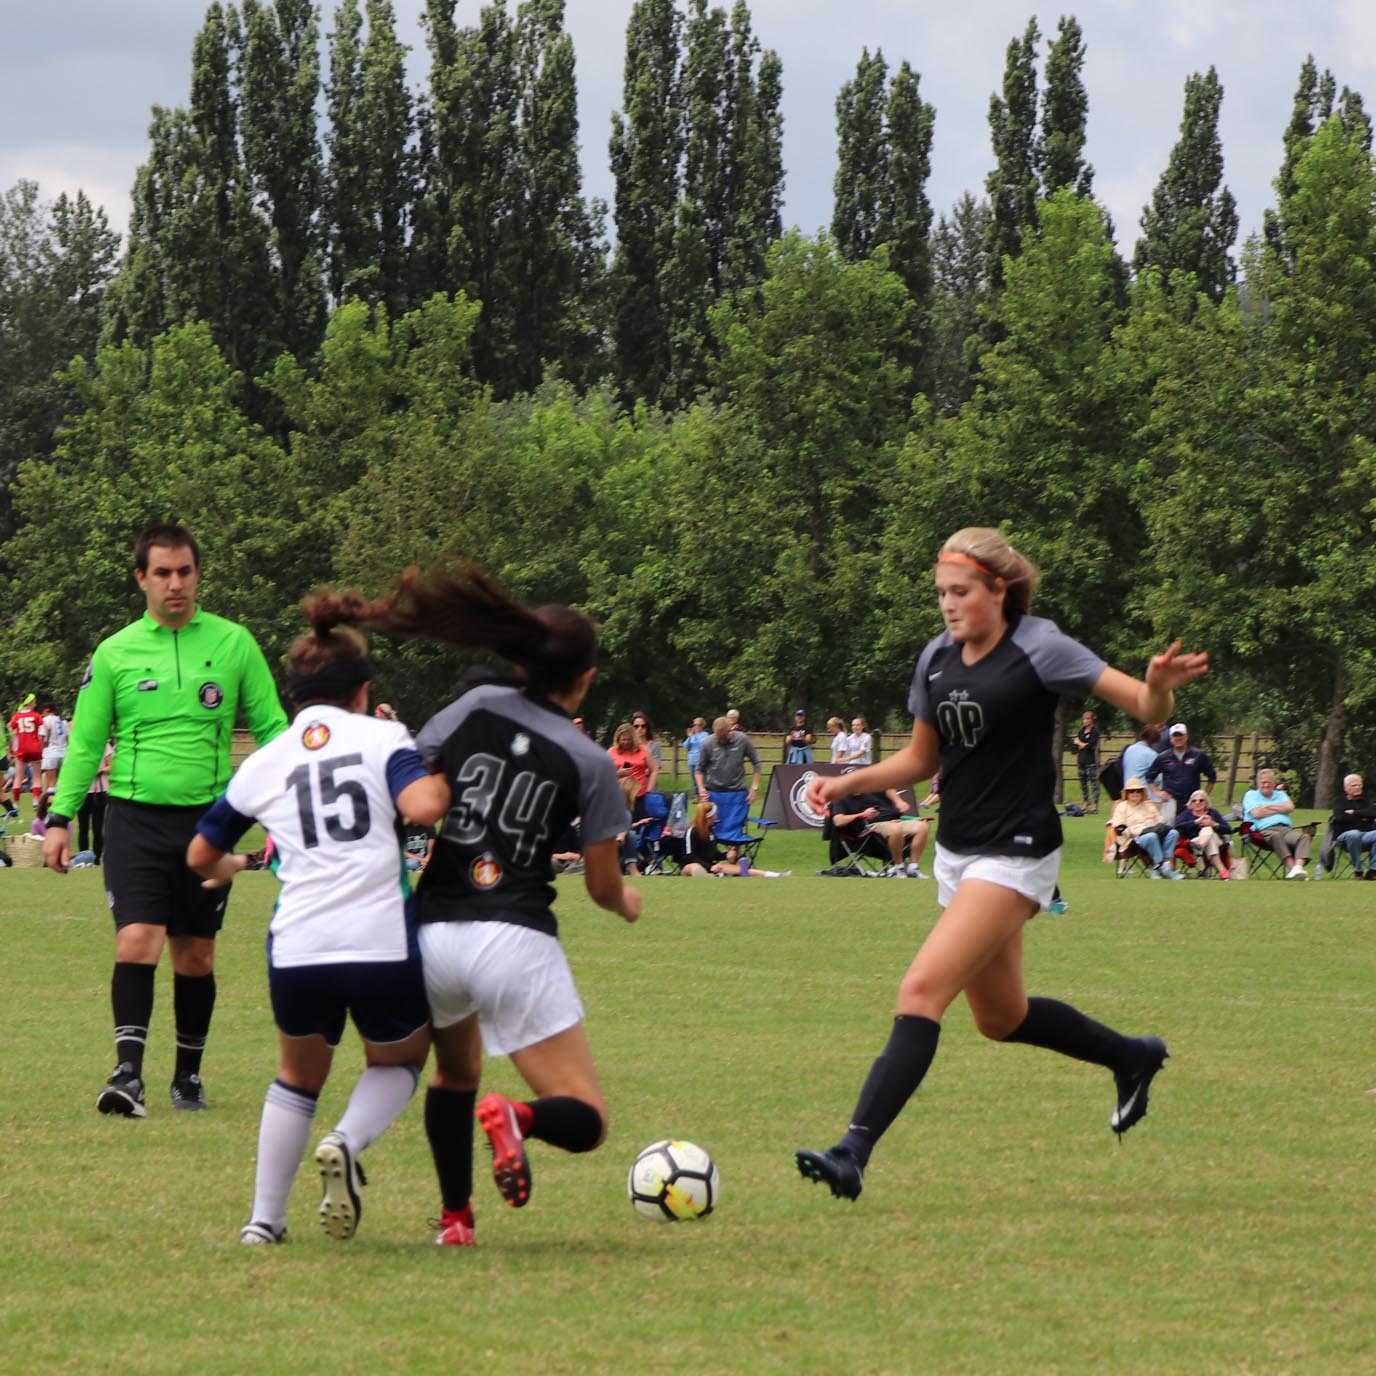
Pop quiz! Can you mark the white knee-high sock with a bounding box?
[333,1064,420,1153]
[250,1080,318,1229]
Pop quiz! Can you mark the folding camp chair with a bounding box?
[1238,820,1315,878]
[817,809,890,877]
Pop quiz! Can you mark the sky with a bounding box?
[3,1,1375,258]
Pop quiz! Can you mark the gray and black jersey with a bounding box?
[908,615,1104,859]
[414,685,628,937]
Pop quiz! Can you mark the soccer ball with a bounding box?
[628,1139,719,1222]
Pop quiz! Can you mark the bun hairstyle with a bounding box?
[287,590,387,706]
[369,559,598,697]
[939,528,1040,617]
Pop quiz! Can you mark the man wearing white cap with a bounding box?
[1144,723,1216,826]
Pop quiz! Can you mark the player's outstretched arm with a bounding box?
[804,720,941,815]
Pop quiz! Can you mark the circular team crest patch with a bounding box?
[199,681,224,709]
[470,853,503,890]
[302,722,331,751]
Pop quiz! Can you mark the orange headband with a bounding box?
[937,551,1000,581]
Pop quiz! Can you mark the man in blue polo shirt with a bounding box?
[1144,723,1216,826]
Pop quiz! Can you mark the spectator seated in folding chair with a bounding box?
[1240,768,1314,879]
[630,791,670,873]
[1173,789,1232,878]
[828,789,929,878]
[1103,777,1183,879]
[817,804,891,877]
[673,801,787,877]
[1316,772,1376,879]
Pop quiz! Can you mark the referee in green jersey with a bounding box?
[45,525,288,1116]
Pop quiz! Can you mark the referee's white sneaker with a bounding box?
[315,1131,366,1240]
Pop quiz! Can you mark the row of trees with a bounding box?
[1,3,1374,802]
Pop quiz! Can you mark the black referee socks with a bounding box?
[173,972,216,1078]
[839,1014,942,1167]
[1002,995,1136,1071]
[112,962,156,1074]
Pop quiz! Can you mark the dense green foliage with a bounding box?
[1,5,1374,798]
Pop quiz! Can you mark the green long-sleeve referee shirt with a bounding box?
[49,608,288,825]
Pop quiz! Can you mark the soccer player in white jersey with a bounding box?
[366,561,640,1247]
[796,527,1209,1201]
[188,592,450,1245]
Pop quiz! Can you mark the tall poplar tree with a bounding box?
[105,4,274,377]
[239,0,326,358]
[609,0,685,403]
[832,48,889,259]
[1133,68,1238,301]
[1037,15,1092,197]
[610,0,782,407]
[325,0,415,315]
[984,18,1039,289]
[926,193,990,412]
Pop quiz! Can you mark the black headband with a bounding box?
[287,656,374,704]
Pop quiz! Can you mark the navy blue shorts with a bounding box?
[267,951,429,1046]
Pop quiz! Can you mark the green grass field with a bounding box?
[2,815,1372,1375]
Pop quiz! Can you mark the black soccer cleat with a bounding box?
[795,1146,864,1201]
[169,1072,207,1111]
[315,1131,366,1240]
[1111,1036,1169,1137]
[96,1062,147,1118]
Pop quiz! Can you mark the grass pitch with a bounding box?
[1,816,1372,1374]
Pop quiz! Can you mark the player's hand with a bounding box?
[200,853,249,889]
[1146,640,1209,691]
[42,826,72,874]
[619,887,642,923]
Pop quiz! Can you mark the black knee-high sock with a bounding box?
[837,1014,942,1168]
[1001,996,1138,1071]
[112,962,156,1075]
[426,1087,476,1211]
[173,972,216,1077]
[526,1096,603,1153]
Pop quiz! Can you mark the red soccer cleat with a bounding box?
[476,1093,532,1208]
[433,1205,476,1246]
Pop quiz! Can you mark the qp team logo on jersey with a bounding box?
[470,853,503,890]
[199,681,225,710]
[302,721,331,751]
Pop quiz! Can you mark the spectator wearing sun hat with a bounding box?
[785,709,815,764]
[1144,722,1216,826]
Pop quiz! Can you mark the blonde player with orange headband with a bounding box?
[796,527,1208,1201]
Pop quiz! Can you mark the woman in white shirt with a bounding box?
[844,716,873,764]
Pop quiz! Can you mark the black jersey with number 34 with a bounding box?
[908,615,1105,858]
[413,685,628,937]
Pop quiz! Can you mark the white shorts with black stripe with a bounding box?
[933,843,1062,912]
[418,920,585,1057]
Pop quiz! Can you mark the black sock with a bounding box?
[1002,996,1138,1072]
[527,1096,604,1153]
[838,1014,941,1168]
[425,1087,476,1212]
[173,972,216,1078]
[112,962,156,1076]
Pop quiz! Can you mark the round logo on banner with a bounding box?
[790,772,825,828]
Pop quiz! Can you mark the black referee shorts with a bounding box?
[104,797,230,938]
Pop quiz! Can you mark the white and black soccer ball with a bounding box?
[628,1139,719,1222]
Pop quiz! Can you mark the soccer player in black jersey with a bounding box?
[797,527,1208,1201]
[368,562,641,1246]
